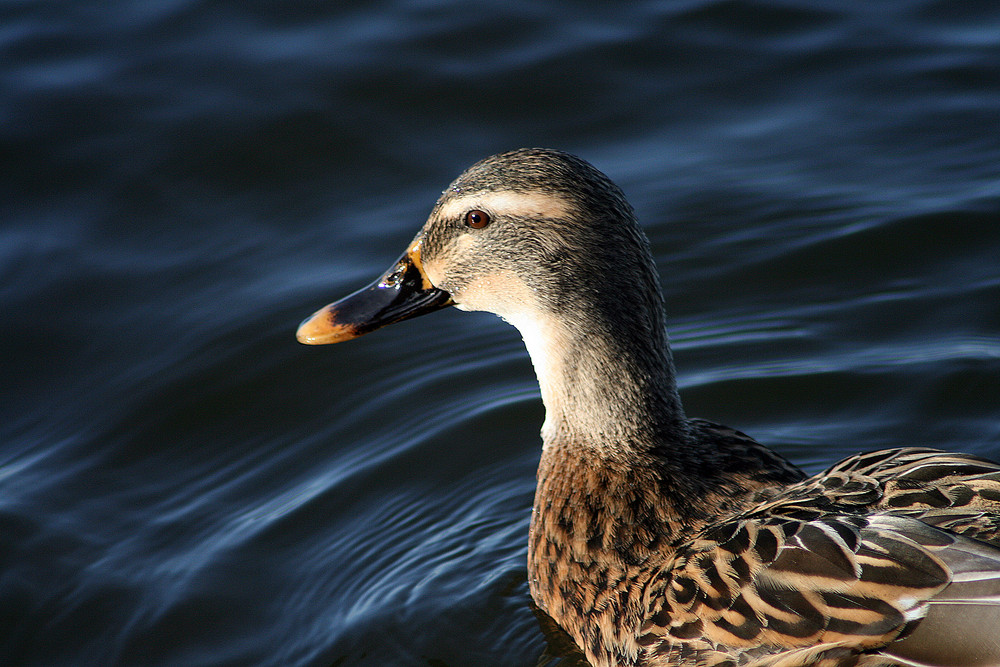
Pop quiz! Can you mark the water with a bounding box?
[3,1,1000,664]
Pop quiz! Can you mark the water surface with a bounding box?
[2,1,999,664]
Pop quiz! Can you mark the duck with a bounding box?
[297,148,1000,667]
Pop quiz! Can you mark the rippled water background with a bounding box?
[3,1,1000,664]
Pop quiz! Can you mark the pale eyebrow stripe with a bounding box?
[436,190,571,221]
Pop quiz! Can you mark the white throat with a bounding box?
[504,310,573,445]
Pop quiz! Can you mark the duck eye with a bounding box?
[464,209,490,229]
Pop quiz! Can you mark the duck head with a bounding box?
[298,148,682,445]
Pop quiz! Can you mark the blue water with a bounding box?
[2,1,1000,664]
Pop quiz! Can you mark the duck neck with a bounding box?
[511,305,685,455]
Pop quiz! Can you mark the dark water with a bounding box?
[3,0,1000,664]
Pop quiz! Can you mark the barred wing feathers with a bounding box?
[639,449,1000,667]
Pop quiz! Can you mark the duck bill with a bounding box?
[296,239,453,345]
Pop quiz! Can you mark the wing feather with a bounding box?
[635,448,1000,666]
[644,511,1000,664]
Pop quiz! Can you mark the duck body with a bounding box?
[298,149,1000,667]
[533,438,1000,667]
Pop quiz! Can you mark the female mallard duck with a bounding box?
[298,149,1000,667]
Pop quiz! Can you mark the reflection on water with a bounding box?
[2,0,999,664]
